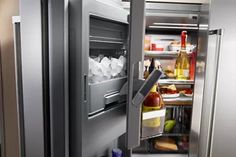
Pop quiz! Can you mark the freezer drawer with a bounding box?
[88,77,127,115]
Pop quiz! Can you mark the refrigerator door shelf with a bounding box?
[141,108,166,139]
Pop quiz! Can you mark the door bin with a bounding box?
[141,108,166,139]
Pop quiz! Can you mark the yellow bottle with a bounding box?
[142,84,164,128]
[174,31,190,80]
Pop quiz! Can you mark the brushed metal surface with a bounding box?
[12,17,26,157]
[198,29,222,157]
[189,3,209,157]
[69,0,128,156]
[146,0,208,3]
[133,154,188,157]
[126,0,145,149]
[0,43,4,157]
[207,0,236,156]
[20,0,45,157]
[48,0,69,156]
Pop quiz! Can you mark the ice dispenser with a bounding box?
[88,15,128,115]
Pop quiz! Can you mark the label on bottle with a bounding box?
[174,69,189,79]
[183,69,190,77]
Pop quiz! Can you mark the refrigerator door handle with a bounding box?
[206,29,223,157]
[209,29,222,36]
[132,69,163,108]
[126,0,146,150]
[84,74,87,101]
[12,16,25,157]
[126,0,162,151]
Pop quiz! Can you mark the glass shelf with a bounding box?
[145,50,179,58]
[158,79,194,85]
[163,97,193,105]
[144,51,193,58]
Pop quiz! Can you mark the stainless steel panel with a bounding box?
[145,0,208,3]
[207,0,236,156]
[64,1,69,156]
[12,16,25,157]
[48,0,69,156]
[123,2,201,12]
[126,0,145,149]
[89,0,128,24]
[198,29,222,157]
[69,0,127,156]
[20,1,45,157]
[0,45,4,157]
[189,3,209,157]
[89,78,126,114]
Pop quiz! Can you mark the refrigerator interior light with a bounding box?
[153,22,198,27]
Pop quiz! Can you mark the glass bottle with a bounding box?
[149,58,155,74]
[174,31,190,80]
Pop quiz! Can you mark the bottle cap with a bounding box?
[181,31,187,49]
[112,148,122,157]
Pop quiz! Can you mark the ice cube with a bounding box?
[118,56,126,65]
[91,62,103,76]
[111,58,120,77]
[100,57,112,78]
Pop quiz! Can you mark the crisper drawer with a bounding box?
[88,77,127,115]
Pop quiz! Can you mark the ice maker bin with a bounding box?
[88,77,126,115]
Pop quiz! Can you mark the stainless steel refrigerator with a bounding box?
[1,0,236,157]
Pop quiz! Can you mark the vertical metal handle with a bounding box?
[205,29,223,157]
[12,16,25,157]
[84,74,87,101]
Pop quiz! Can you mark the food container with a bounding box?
[162,93,180,98]
[152,40,170,51]
[144,36,151,51]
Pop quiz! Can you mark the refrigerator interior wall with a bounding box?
[129,2,201,155]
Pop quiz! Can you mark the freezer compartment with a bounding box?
[141,108,166,139]
[88,15,128,116]
[88,77,127,115]
[89,15,127,83]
